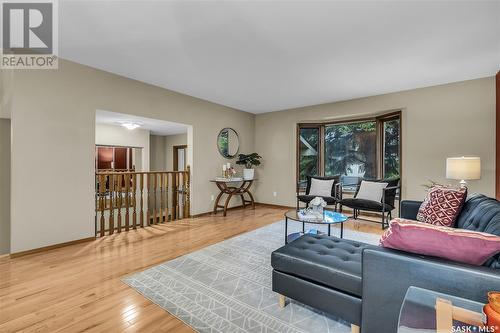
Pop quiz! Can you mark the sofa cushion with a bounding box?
[297,195,337,205]
[341,198,394,212]
[355,180,388,202]
[416,186,467,227]
[456,194,500,234]
[455,193,500,268]
[309,178,336,197]
[353,177,400,208]
[271,234,380,296]
[381,218,500,266]
[305,175,339,197]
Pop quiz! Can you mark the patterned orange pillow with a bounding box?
[416,186,467,227]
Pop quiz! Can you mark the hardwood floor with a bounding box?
[0,206,383,333]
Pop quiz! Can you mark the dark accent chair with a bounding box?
[340,177,400,229]
[296,175,341,211]
[271,193,500,333]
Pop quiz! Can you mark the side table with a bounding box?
[398,286,486,333]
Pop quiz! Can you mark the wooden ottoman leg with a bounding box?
[351,324,360,333]
[278,294,286,308]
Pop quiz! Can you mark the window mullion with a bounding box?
[377,119,383,179]
[319,125,325,177]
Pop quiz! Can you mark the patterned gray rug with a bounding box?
[123,220,380,333]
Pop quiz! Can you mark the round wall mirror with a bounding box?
[217,128,239,159]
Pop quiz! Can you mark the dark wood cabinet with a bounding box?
[96,146,134,171]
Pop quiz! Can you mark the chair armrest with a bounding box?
[341,182,361,195]
[334,182,343,200]
[296,180,307,195]
[400,200,422,219]
[361,248,500,333]
[381,185,400,211]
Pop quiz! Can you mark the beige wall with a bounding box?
[96,123,150,171]
[150,134,167,171]
[0,119,10,254]
[3,57,495,254]
[7,59,255,253]
[166,133,188,170]
[1,70,13,119]
[254,77,496,207]
[149,133,188,171]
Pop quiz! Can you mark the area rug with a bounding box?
[123,220,380,333]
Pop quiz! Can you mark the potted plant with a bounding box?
[236,153,262,180]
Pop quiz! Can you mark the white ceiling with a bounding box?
[61,1,500,114]
[95,110,188,136]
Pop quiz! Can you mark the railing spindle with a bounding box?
[147,173,151,225]
[160,173,165,223]
[166,172,170,221]
[185,165,190,218]
[99,174,105,237]
[125,173,130,231]
[173,173,178,220]
[179,172,182,219]
[154,173,158,224]
[178,172,181,219]
[117,174,122,233]
[109,174,114,235]
[140,173,144,228]
[182,172,187,218]
[132,173,137,229]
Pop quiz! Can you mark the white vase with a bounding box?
[243,168,254,180]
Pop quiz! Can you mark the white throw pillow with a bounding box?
[309,178,335,197]
[355,181,389,202]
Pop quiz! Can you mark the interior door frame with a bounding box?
[173,145,188,171]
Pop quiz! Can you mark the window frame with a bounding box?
[378,113,402,179]
[296,111,401,192]
[296,124,322,189]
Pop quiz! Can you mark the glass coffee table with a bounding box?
[284,209,348,244]
[398,287,485,333]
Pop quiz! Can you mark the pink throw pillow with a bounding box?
[380,218,500,266]
[416,186,467,227]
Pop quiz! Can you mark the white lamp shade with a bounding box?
[446,157,481,180]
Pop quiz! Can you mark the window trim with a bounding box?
[296,110,401,192]
[296,124,321,190]
[379,113,402,179]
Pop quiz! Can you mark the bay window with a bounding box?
[297,111,401,191]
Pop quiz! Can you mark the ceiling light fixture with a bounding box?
[120,122,142,130]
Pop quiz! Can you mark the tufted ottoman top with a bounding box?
[271,234,380,296]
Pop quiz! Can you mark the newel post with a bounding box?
[185,165,191,218]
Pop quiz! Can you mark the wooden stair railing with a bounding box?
[95,166,190,237]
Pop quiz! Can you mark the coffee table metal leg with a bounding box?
[340,223,344,238]
[302,222,305,233]
[285,217,288,244]
[328,224,331,236]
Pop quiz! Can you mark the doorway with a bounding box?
[173,145,188,171]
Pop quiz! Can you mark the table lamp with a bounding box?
[446,156,481,188]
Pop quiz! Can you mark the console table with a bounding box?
[210,179,256,216]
